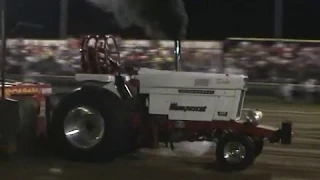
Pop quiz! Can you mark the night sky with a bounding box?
[5,0,320,39]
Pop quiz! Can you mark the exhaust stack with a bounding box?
[174,40,181,71]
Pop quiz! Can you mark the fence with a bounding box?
[3,37,320,102]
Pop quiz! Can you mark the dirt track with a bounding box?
[0,103,319,180]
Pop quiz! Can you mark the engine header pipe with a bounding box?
[174,40,181,71]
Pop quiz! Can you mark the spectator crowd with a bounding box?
[224,39,320,83]
[4,38,222,76]
[224,39,320,102]
[3,37,320,101]
[3,37,320,86]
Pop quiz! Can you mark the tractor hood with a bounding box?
[136,68,247,90]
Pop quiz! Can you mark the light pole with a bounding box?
[59,0,68,38]
[274,0,283,38]
[1,0,7,99]
[0,0,20,156]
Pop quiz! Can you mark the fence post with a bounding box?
[221,39,229,74]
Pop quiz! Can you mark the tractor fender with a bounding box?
[46,83,122,125]
[74,81,121,98]
[48,83,135,160]
[60,84,122,108]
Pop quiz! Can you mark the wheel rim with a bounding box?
[64,106,105,149]
[223,142,246,164]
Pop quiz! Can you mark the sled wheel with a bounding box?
[49,89,133,161]
[216,132,256,171]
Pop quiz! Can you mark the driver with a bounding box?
[86,37,120,73]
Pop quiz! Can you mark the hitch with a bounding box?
[269,120,292,144]
[281,121,292,144]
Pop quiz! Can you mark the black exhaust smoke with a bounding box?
[86,0,188,40]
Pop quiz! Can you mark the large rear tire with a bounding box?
[49,88,134,161]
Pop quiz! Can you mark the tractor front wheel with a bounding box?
[254,138,264,157]
[215,132,256,171]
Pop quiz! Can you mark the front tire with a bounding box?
[254,138,264,157]
[49,88,133,161]
[215,132,256,171]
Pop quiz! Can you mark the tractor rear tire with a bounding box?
[49,89,134,161]
[215,132,256,172]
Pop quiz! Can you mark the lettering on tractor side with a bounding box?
[178,89,215,94]
[169,103,207,112]
[216,78,230,84]
[218,111,228,116]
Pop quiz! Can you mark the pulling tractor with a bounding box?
[48,35,292,171]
